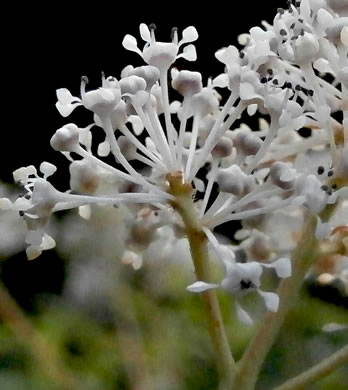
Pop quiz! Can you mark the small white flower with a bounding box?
[187,230,291,325]
[122,23,198,72]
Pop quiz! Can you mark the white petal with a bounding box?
[300,0,311,22]
[26,245,41,261]
[122,250,143,270]
[215,45,239,65]
[313,58,333,74]
[55,101,80,117]
[247,104,258,116]
[258,290,279,312]
[139,23,151,42]
[341,26,348,46]
[263,258,291,278]
[0,198,14,209]
[97,139,111,157]
[237,262,263,285]
[78,205,91,220]
[13,197,32,211]
[179,44,197,61]
[181,26,198,45]
[128,115,145,136]
[239,82,259,101]
[145,137,157,153]
[56,88,78,104]
[213,74,229,88]
[41,233,56,250]
[235,302,253,325]
[13,166,37,182]
[193,177,205,192]
[122,34,142,55]
[39,162,57,178]
[237,33,250,46]
[317,8,334,28]
[170,100,181,113]
[186,281,219,293]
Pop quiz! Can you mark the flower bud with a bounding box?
[143,42,178,71]
[172,70,202,97]
[69,160,100,194]
[128,65,160,91]
[235,130,262,156]
[50,124,79,152]
[216,164,249,195]
[119,75,147,95]
[294,32,320,64]
[212,136,233,159]
[191,87,219,117]
[83,88,121,117]
[269,161,296,190]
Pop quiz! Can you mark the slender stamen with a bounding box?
[160,70,178,168]
[185,115,201,179]
[189,93,242,181]
[200,159,219,217]
[119,124,167,169]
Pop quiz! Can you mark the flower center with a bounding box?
[240,279,253,290]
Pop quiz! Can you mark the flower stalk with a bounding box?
[167,172,236,389]
[234,213,319,390]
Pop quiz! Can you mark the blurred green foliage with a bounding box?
[0,261,347,390]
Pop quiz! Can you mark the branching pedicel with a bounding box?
[1,0,347,389]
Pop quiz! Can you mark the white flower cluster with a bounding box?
[1,0,347,323]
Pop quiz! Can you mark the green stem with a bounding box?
[272,344,348,390]
[167,173,236,389]
[234,214,319,390]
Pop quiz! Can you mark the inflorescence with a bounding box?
[1,0,347,324]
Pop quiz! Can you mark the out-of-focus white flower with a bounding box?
[187,229,291,325]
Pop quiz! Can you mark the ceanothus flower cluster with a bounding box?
[1,1,347,324]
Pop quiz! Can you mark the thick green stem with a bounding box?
[272,344,348,390]
[234,214,319,390]
[167,173,236,389]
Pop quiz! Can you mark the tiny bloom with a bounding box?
[187,230,291,325]
[122,23,198,72]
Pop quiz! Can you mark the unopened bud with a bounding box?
[217,164,248,196]
[120,75,147,95]
[172,70,203,97]
[270,161,296,190]
[235,131,262,156]
[50,124,79,152]
[128,66,160,91]
[212,136,233,159]
[294,32,319,64]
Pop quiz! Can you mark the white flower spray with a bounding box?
[1,1,347,389]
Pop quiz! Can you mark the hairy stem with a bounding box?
[167,172,236,389]
[272,344,348,390]
[234,213,318,390]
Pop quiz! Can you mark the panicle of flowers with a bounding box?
[1,0,347,322]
